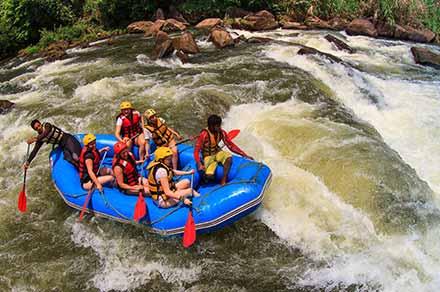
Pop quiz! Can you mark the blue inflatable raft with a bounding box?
[49,134,272,236]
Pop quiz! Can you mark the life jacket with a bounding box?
[145,119,172,146]
[79,146,100,184]
[41,122,64,145]
[147,161,176,201]
[112,152,139,187]
[201,128,222,158]
[116,111,142,139]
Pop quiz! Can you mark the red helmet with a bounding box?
[113,141,127,155]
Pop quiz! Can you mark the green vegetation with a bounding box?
[0,0,439,60]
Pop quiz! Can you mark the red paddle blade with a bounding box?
[18,186,26,213]
[183,210,196,248]
[133,193,146,221]
[227,129,240,140]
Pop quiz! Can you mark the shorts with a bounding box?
[203,150,232,176]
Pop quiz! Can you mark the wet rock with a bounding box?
[297,46,343,63]
[172,32,200,54]
[210,27,234,48]
[346,18,378,37]
[411,47,440,69]
[225,7,251,19]
[127,21,154,34]
[176,50,189,64]
[281,21,307,30]
[162,19,187,32]
[0,100,14,114]
[375,20,395,38]
[407,27,436,43]
[325,34,355,53]
[196,18,223,30]
[246,37,273,44]
[147,20,165,37]
[152,31,174,59]
[305,16,331,29]
[328,17,349,31]
[394,24,410,40]
[241,11,279,31]
[154,8,165,20]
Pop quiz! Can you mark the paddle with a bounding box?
[133,161,147,221]
[79,150,108,221]
[176,129,241,146]
[183,172,196,248]
[18,144,30,213]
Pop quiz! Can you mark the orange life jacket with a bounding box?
[201,128,222,158]
[145,119,173,146]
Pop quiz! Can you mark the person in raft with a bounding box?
[24,119,82,170]
[194,114,253,186]
[112,141,149,195]
[79,134,114,192]
[115,101,148,161]
[144,108,182,170]
[147,147,199,208]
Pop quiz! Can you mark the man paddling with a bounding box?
[194,114,253,185]
[24,119,82,169]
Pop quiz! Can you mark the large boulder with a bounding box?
[210,27,234,48]
[162,19,187,32]
[411,47,440,69]
[241,10,279,31]
[328,17,349,31]
[196,18,223,30]
[407,27,436,43]
[346,18,378,37]
[147,20,165,37]
[375,20,395,38]
[172,32,200,54]
[0,100,15,114]
[127,21,154,34]
[152,31,174,59]
[304,16,331,29]
[325,34,355,53]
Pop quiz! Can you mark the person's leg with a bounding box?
[82,175,114,190]
[168,139,178,170]
[136,135,146,160]
[63,136,81,169]
[217,151,232,186]
[204,155,217,182]
[141,177,149,195]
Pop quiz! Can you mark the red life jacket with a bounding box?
[79,146,100,184]
[116,111,142,139]
[112,152,139,187]
[201,128,222,158]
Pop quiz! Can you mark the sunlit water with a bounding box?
[1,29,440,291]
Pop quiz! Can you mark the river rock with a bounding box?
[346,18,378,37]
[325,34,355,53]
[297,46,343,63]
[246,37,273,44]
[328,17,349,31]
[407,27,436,43]
[176,50,189,64]
[127,21,154,34]
[162,19,187,32]
[172,32,200,54]
[411,47,440,69]
[281,21,307,30]
[196,18,223,30]
[147,20,165,37]
[305,16,331,29]
[210,27,234,48]
[375,20,395,38]
[152,31,174,59]
[241,10,279,31]
[0,100,14,114]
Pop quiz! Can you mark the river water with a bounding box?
[1,28,440,291]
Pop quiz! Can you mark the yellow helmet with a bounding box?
[154,147,173,160]
[144,108,157,119]
[83,133,96,146]
[120,101,132,110]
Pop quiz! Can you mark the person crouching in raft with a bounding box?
[24,119,82,170]
[144,108,182,170]
[147,147,199,208]
[112,141,149,195]
[79,134,114,192]
[115,101,148,161]
[194,114,253,186]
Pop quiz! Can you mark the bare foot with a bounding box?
[192,190,200,197]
